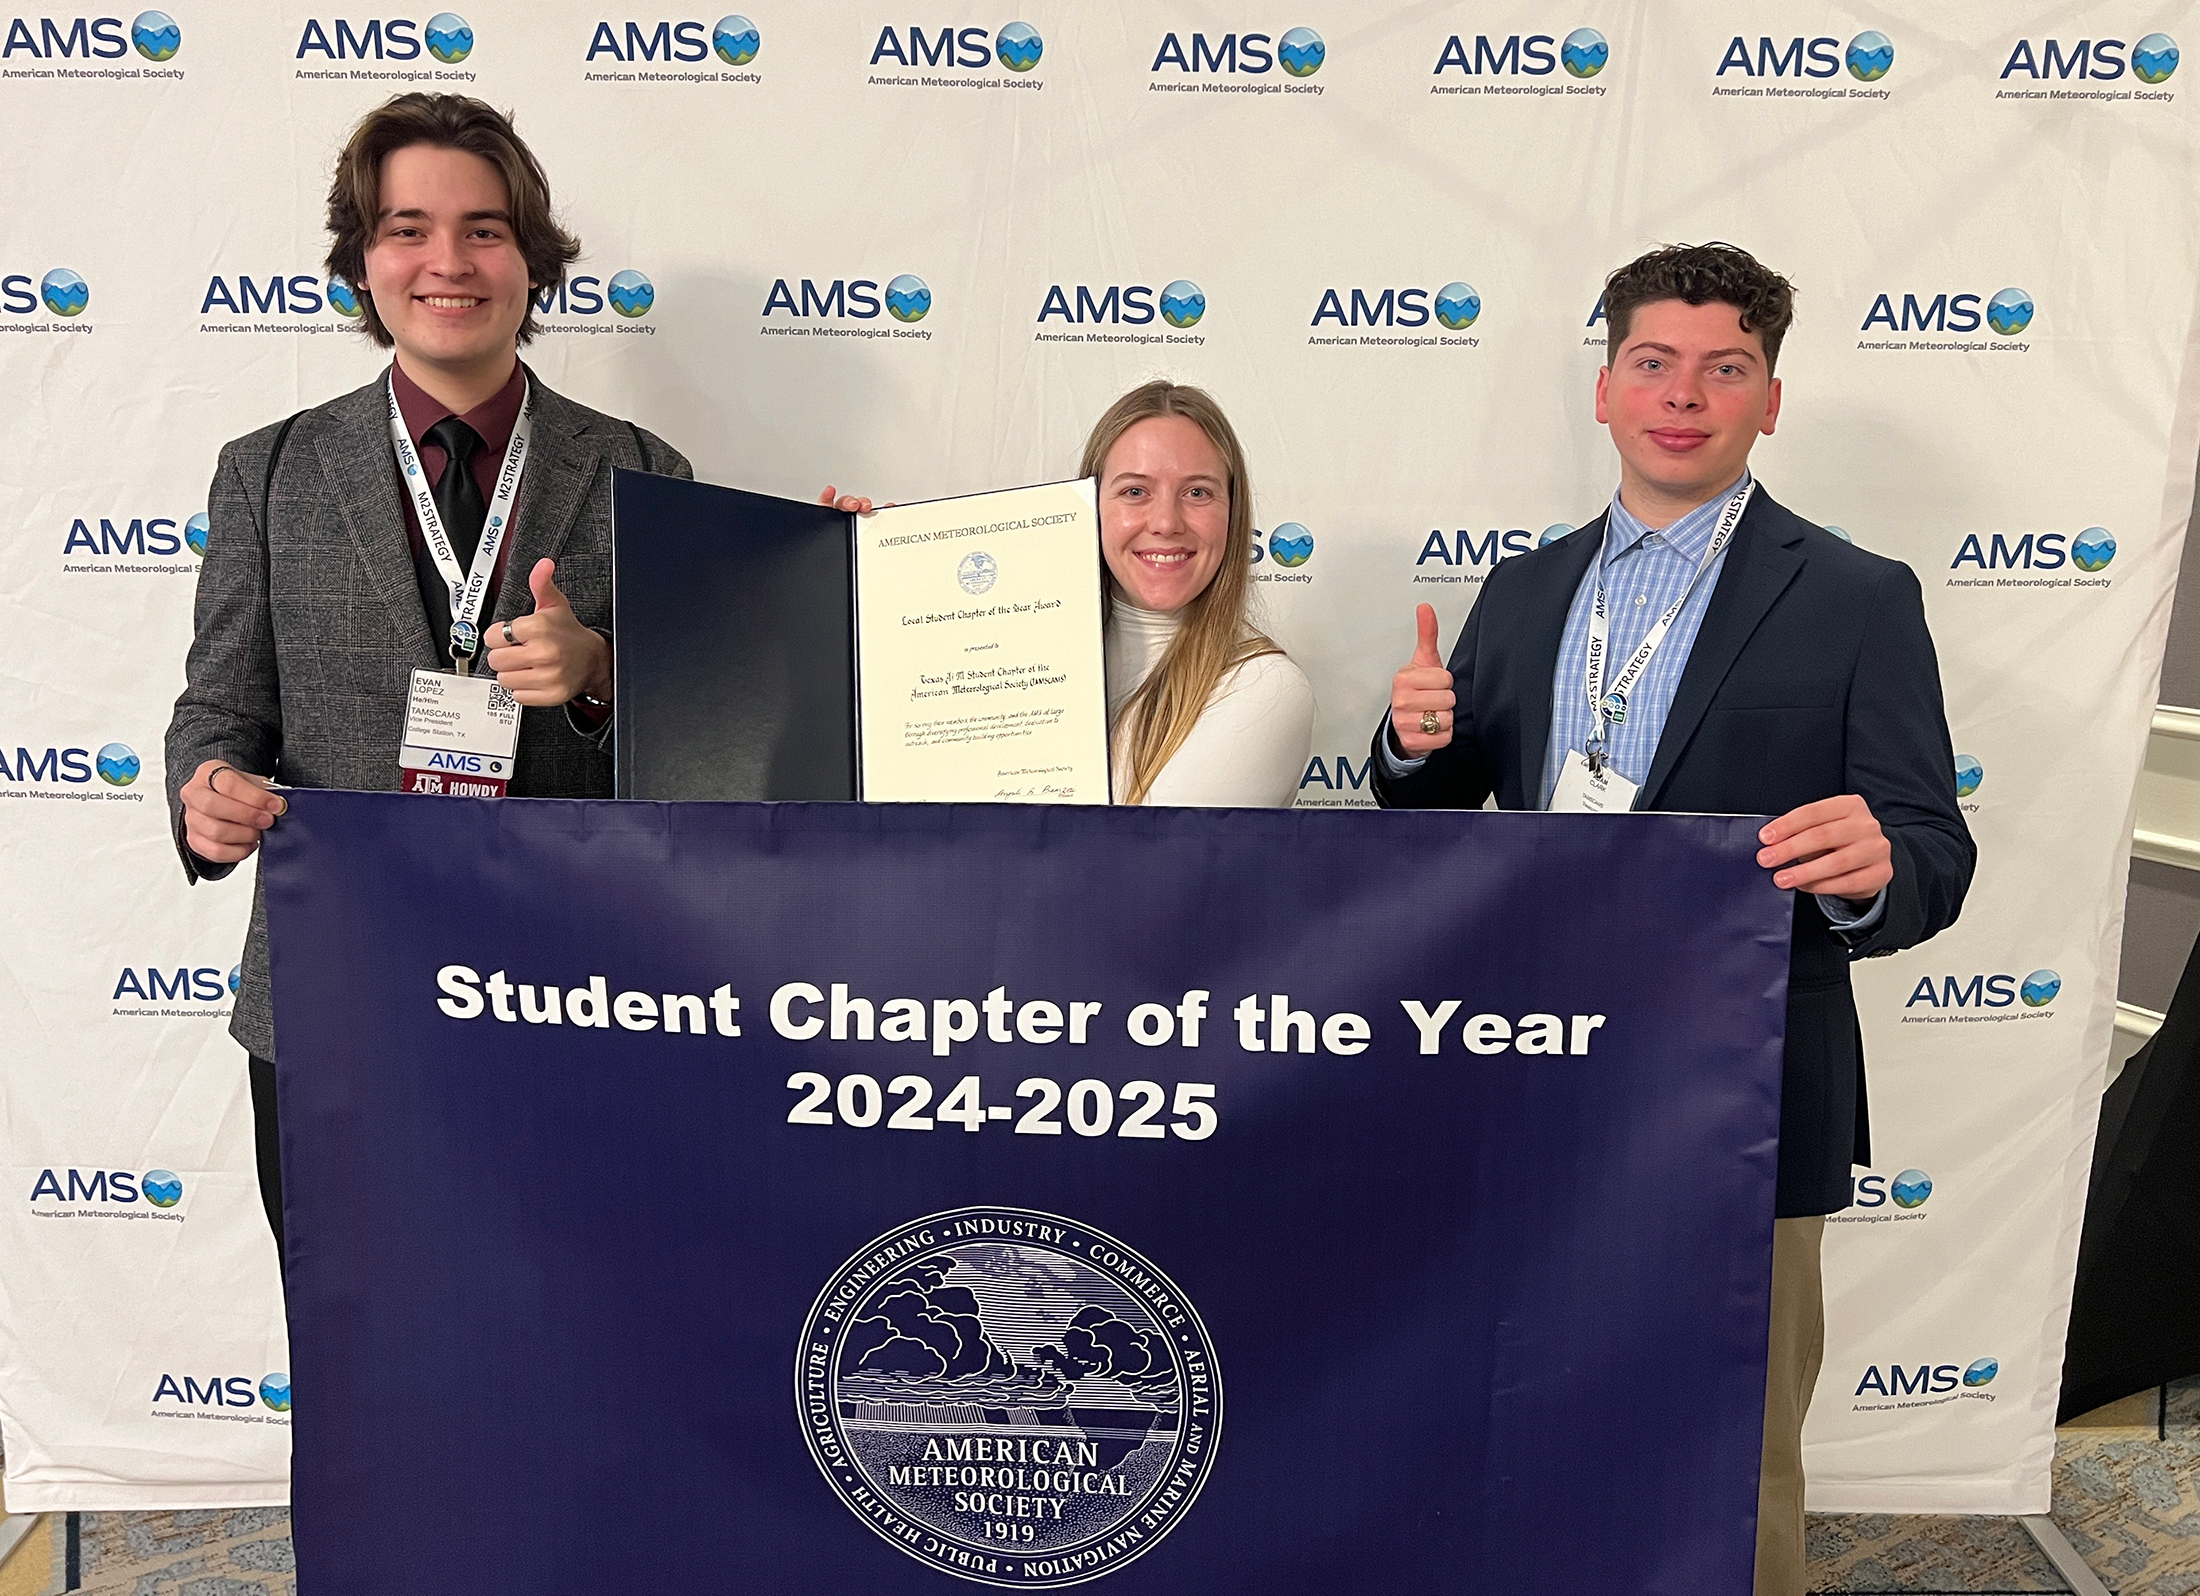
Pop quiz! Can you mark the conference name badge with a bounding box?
[399,668,521,798]
[1549,749,1638,814]
[799,1205,1222,1587]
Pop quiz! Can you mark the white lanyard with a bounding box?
[1582,479,1754,768]
[387,374,535,674]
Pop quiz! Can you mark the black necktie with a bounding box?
[416,417,488,665]
[426,416,487,570]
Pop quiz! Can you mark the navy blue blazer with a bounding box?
[1370,486,1975,1217]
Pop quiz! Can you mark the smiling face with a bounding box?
[1099,415,1233,612]
[1595,297,1782,520]
[362,142,532,391]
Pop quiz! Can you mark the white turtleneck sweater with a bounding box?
[1105,598,1316,807]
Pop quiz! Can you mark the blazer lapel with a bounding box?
[492,381,601,628]
[1638,492,1806,809]
[1513,514,1604,805]
[315,374,439,665]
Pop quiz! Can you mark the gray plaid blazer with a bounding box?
[164,366,693,1058]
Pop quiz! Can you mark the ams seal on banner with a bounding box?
[798,1206,1221,1587]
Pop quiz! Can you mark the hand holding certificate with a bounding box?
[855,480,1108,803]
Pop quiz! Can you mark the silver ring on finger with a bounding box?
[501,620,518,646]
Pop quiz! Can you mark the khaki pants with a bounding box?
[1755,1215,1826,1596]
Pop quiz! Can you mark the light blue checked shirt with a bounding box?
[1385,469,1882,928]
[1538,473,1751,804]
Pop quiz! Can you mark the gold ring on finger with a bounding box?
[1420,711,1441,735]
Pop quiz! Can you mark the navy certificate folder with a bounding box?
[612,470,856,801]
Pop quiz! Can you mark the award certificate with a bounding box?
[854,478,1107,803]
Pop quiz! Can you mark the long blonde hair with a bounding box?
[1083,381,1279,804]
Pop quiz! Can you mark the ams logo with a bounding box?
[64,516,194,555]
[1,16,139,57]
[1310,286,1469,329]
[869,25,1033,71]
[0,746,94,783]
[1298,754,1372,795]
[1903,969,2059,1010]
[1904,974,2019,1008]
[765,278,887,318]
[152,1372,291,1411]
[1949,531,2114,572]
[1150,29,1322,76]
[294,16,473,63]
[1418,528,1535,568]
[30,1168,171,1204]
[585,20,729,62]
[1855,1363,1959,1396]
[760,275,932,324]
[1038,284,1166,325]
[1861,292,1994,333]
[1717,36,1853,78]
[200,274,359,317]
[2001,37,2174,81]
[114,966,231,1002]
[153,1375,260,1407]
[1434,34,1590,77]
[1855,1358,1998,1397]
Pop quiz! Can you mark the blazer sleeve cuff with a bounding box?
[1377,713,1428,778]
[1817,887,1887,938]
[560,627,616,749]
[172,798,240,883]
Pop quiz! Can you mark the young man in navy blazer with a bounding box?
[1371,243,1974,1595]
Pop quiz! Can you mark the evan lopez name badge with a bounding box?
[400,668,521,797]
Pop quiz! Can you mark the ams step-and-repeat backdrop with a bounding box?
[1,0,2195,1515]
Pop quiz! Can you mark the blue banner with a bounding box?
[263,795,1790,1593]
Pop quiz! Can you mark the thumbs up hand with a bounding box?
[1390,603,1456,755]
[483,557,613,707]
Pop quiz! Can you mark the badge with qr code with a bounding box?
[399,668,523,798]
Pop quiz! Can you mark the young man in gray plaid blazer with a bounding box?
[165,94,691,1257]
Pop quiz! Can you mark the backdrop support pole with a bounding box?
[0,1512,40,1574]
[2019,1515,2111,1596]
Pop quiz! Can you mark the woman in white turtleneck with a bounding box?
[1104,602,1309,804]
[1081,381,1313,806]
[824,381,1313,806]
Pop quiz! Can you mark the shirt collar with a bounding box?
[389,357,527,455]
[1602,469,1752,568]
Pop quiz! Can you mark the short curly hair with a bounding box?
[325,93,579,349]
[1603,242,1796,374]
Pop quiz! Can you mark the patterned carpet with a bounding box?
[3,1380,2195,1593]
[76,1508,295,1594]
[1808,1380,2200,1593]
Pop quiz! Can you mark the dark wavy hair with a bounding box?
[1603,242,1796,374]
[325,93,579,348]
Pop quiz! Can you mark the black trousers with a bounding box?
[248,1053,284,1259]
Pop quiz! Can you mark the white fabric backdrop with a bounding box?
[0,0,2191,1515]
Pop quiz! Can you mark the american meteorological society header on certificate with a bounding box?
[876,513,1083,548]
